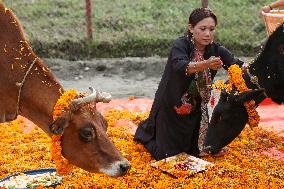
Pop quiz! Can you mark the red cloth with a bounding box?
[257,98,284,137]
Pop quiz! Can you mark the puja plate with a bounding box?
[0,168,62,189]
[150,152,214,178]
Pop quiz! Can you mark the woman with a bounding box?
[260,0,284,13]
[134,8,244,160]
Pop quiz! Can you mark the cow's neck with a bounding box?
[0,5,63,135]
[18,58,63,136]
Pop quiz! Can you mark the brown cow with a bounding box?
[0,3,130,177]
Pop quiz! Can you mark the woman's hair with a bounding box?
[188,8,217,27]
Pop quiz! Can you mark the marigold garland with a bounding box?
[51,89,78,175]
[213,65,260,127]
[53,89,78,120]
[228,65,260,127]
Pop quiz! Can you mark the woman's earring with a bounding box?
[191,37,195,44]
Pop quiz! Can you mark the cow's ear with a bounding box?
[49,113,70,135]
[235,89,265,103]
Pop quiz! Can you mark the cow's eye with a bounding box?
[80,127,95,142]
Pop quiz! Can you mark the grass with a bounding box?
[1,0,275,59]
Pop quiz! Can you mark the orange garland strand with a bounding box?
[212,64,260,127]
[228,65,260,127]
[51,89,78,175]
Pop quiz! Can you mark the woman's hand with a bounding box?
[206,56,223,70]
[241,62,248,73]
[260,5,271,14]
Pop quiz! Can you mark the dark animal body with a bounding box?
[205,24,284,154]
[0,3,130,176]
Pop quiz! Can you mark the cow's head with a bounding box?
[204,89,264,154]
[49,87,130,177]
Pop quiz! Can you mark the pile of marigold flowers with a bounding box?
[0,108,283,188]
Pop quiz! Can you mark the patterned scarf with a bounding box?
[193,48,212,154]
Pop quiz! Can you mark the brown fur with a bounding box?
[0,3,129,176]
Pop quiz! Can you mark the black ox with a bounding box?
[204,24,284,154]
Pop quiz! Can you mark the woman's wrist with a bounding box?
[186,62,196,75]
[198,60,207,70]
[186,61,205,75]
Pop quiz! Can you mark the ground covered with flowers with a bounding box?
[0,99,284,188]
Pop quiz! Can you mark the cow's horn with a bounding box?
[70,87,97,110]
[96,89,112,103]
[70,87,111,110]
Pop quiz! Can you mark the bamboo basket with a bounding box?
[262,10,284,36]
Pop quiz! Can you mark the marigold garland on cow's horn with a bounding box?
[50,89,78,175]
[212,64,260,127]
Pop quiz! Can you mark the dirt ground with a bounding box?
[43,57,252,99]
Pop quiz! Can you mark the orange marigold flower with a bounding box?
[129,95,135,100]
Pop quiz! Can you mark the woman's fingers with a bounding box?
[210,58,222,66]
[207,57,223,70]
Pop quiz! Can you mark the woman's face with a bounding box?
[188,17,216,49]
